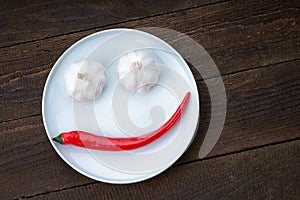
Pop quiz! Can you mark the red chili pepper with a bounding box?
[53,92,190,151]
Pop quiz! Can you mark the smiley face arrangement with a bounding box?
[53,50,190,151]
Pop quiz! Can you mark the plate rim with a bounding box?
[42,28,200,184]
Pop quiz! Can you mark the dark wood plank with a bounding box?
[0,0,299,122]
[29,140,300,199]
[1,60,300,199]
[0,0,220,47]
[180,59,300,163]
[0,0,51,13]
[0,115,92,199]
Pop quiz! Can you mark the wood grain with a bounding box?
[1,0,299,199]
[180,59,300,163]
[0,0,220,48]
[28,140,300,199]
[0,0,299,122]
[0,0,51,13]
[1,60,299,199]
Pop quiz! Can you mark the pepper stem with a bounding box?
[53,134,63,144]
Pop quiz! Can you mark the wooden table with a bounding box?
[1,0,299,199]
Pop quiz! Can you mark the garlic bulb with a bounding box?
[64,60,106,102]
[117,51,160,92]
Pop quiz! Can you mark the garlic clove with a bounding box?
[137,64,160,92]
[119,70,138,91]
[64,60,106,102]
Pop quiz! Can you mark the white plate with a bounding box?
[42,28,199,183]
